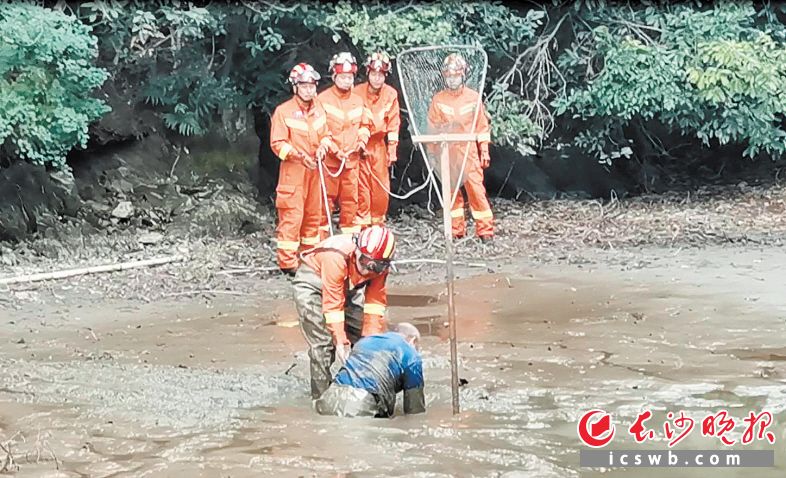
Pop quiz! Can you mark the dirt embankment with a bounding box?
[2,162,785,310]
[5,103,786,251]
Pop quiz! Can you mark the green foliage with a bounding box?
[80,2,240,137]
[323,1,544,57]
[555,30,686,121]
[322,1,456,55]
[143,57,239,136]
[554,2,786,161]
[72,0,546,153]
[485,84,541,156]
[76,1,322,135]
[686,34,786,156]
[0,3,110,169]
[321,1,545,151]
[10,0,783,172]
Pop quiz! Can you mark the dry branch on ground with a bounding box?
[1,182,784,306]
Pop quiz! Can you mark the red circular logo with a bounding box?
[578,409,615,448]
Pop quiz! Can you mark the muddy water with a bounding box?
[1,245,786,476]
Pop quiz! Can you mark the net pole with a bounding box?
[440,141,461,415]
[396,43,488,417]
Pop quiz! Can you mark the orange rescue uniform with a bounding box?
[315,86,373,237]
[300,234,389,342]
[427,86,494,238]
[269,96,333,269]
[355,82,401,227]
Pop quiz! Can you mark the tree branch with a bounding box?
[488,12,570,143]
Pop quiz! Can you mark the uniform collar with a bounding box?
[294,96,314,111]
[331,85,352,99]
[366,83,383,98]
[446,87,464,97]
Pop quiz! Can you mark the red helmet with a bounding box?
[356,225,396,261]
[288,63,320,85]
[365,51,392,74]
[329,52,358,75]
[442,53,468,76]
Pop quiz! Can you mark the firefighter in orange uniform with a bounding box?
[292,225,395,399]
[427,53,494,241]
[314,52,373,238]
[269,63,334,275]
[355,52,401,228]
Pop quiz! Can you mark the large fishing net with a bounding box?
[396,45,488,206]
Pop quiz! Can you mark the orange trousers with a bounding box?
[450,160,494,239]
[317,164,360,239]
[275,160,321,270]
[357,136,390,228]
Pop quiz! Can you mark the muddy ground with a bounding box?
[2,187,786,477]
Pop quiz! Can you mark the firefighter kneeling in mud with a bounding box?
[293,225,397,399]
[315,322,425,418]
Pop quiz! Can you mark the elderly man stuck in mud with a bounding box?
[315,322,425,418]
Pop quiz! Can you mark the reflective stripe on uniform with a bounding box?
[341,226,361,234]
[357,216,372,226]
[358,127,370,138]
[436,103,454,115]
[477,132,491,142]
[313,115,327,130]
[387,132,399,142]
[278,143,293,161]
[471,209,494,220]
[301,235,320,246]
[347,107,364,120]
[324,310,345,324]
[276,240,300,251]
[450,208,464,218]
[284,118,309,132]
[363,303,386,316]
[459,103,475,115]
[323,103,345,120]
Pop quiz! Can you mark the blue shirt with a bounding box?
[334,332,424,415]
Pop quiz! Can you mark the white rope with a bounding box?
[319,148,435,235]
[361,157,434,200]
[317,158,334,237]
[321,153,348,178]
[316,152,352,237]
[408,142,443,209]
